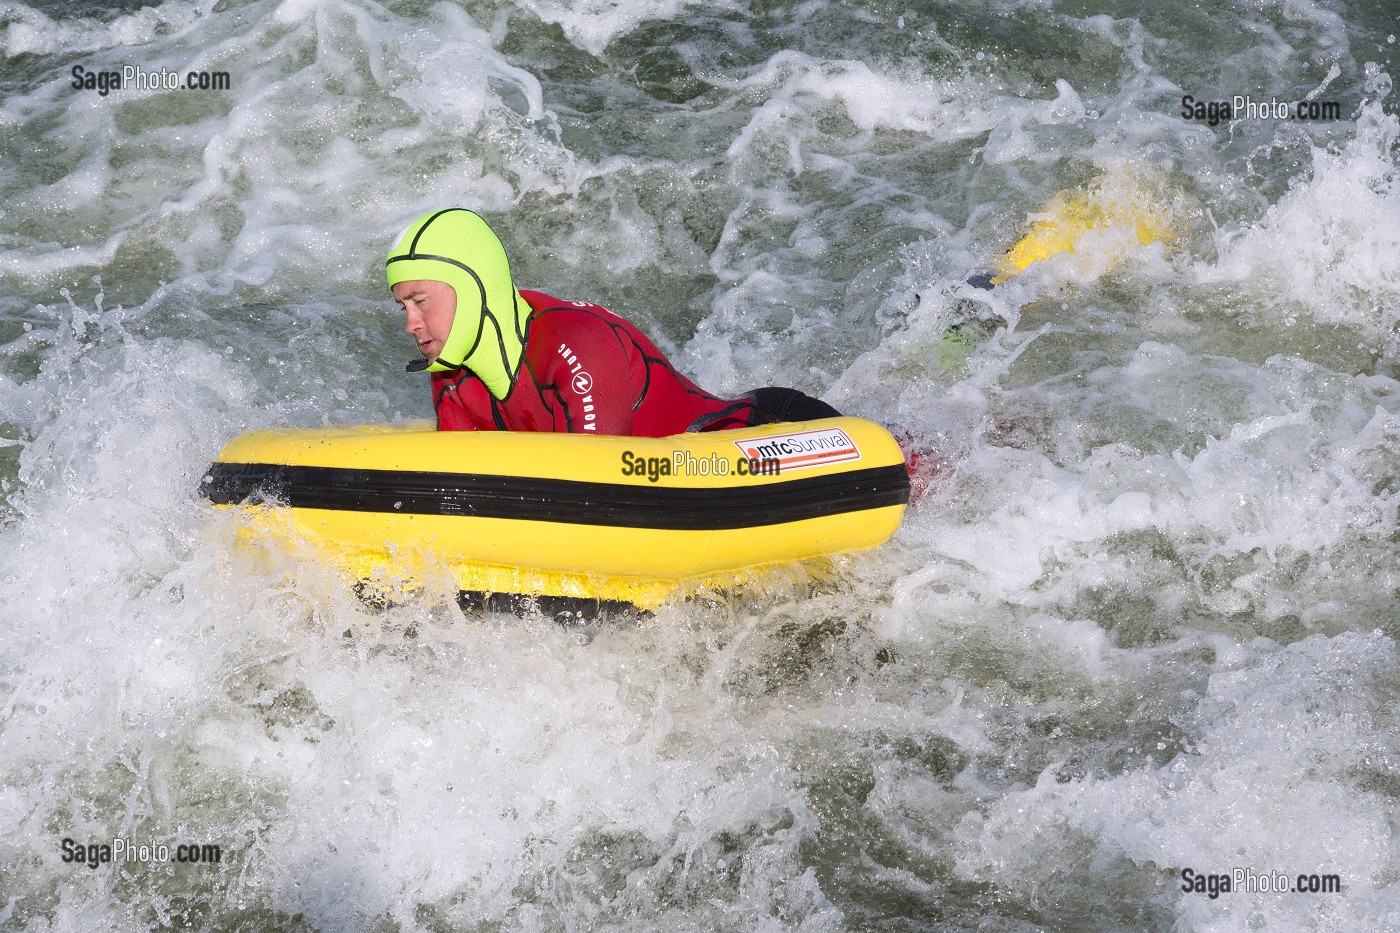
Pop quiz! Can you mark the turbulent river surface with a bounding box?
[2,0,1399,929]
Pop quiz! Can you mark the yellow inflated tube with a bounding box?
[200,417,910,610]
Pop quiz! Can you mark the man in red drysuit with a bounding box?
[386,207,838,436]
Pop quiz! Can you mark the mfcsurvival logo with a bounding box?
[732,426,861,472]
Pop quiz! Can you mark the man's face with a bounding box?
[393,279,457,361]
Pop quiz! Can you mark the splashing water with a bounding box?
[2,0,1399,928]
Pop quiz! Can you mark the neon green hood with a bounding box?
[386,208,531,399]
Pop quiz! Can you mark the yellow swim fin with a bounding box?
[979,173,1177,286]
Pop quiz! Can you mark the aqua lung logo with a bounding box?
[620,450,781,483]
[1180,94,1343,127]
[555,342,596,429]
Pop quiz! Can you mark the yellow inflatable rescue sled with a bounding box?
[200,418,910,609]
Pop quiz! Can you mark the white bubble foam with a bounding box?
[518,0,741,58]
[1198,74,1400,339]
[2,0,213,57]
[952,632,1400,929]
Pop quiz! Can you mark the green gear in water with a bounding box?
[386,208,531,399]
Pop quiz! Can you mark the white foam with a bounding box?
[1,0,575,293]
[3,0,214,57]
[518,0,741,58]
[726,50,1006,143]
[1198,68,1400,338]
[952,632,1400,928]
